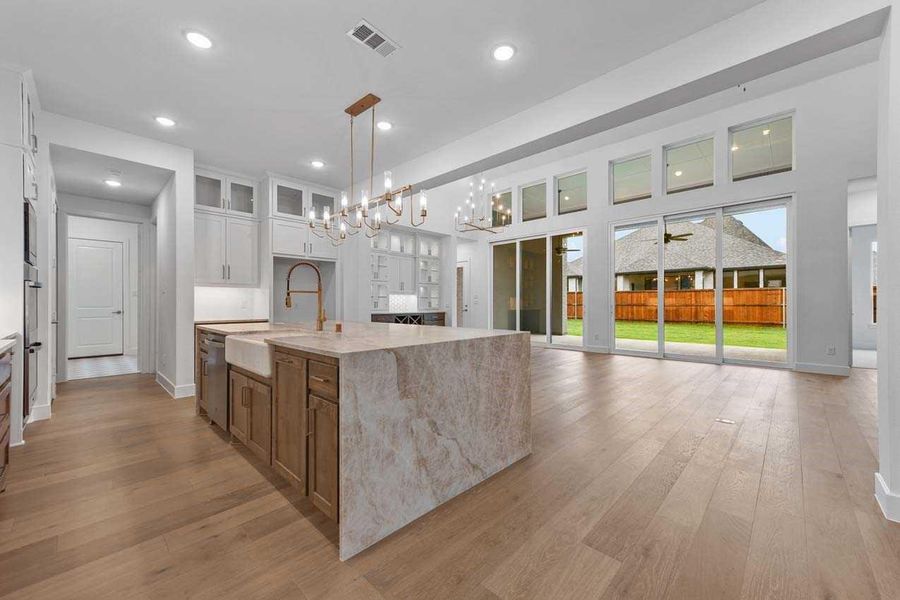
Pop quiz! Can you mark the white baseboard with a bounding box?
[795,362,851,377]
[155,372,195,399]
[875,472,900,522]
[155,372,176,397]
[28,402,52,422]
[174,383,195,399]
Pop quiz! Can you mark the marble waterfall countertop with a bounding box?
[223,320,532,560]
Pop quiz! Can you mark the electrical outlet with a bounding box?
[825,345,836,356]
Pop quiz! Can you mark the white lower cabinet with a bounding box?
[270,218,338,260]
[194,212,258,285]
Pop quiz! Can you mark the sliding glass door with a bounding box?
[612,199,789,365]
[491,231,585,347]
[722,204,788,363]
[614,222,659,354]
[663,212,718,359]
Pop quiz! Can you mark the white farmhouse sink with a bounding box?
[225,332,310,378]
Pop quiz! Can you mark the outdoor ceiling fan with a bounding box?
[651,227,694,244]
[554,245,579,255]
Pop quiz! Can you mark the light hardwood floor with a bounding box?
[1,349,898,599]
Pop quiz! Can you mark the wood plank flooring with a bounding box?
[1,349,897,599]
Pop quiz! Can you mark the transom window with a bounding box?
[557,172,587,214]
[731,116,793,181]
[665,137,714,194]
[611,154,651,204]
[521,182,546,222]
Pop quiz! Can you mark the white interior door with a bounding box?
[456,260,471,327]
[67,238,124,358]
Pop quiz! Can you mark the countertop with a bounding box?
[262,321,526,358]
[196,322,307,336]
[0,337,15,355]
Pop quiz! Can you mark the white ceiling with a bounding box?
[51,145,174,205]
[1,0,764,189]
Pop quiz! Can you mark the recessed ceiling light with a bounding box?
[310,159,325,169]
[185,31,213,49]
[674,170,683,177]
[492,44,516,61]
[155,116,176,127]
[377,121,393,131]
[762,129,771,136]
[104,179,122,188]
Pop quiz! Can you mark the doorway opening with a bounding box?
[848,177,878,369]
[51,144,168,381]
[613,198,790,366]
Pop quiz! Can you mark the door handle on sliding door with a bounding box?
[112,310,123,315]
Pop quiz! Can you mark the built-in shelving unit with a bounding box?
[369,228,443,313]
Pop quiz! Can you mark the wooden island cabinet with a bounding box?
[225,347,339,522]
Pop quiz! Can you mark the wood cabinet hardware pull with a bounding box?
[307,408,315,436]
[310,375,329,383]
[241,387,251,407]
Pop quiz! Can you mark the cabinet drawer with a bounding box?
[308,361,338,401]
[274,352,304,369]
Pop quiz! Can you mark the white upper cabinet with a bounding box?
[195,213,258,286]
[225,217,258,284]
[309,189,336,219]
[0,69,36,152]
[271,218,308,256]
[270,217,338,261]
[194,212,228,284]
[273,181,305,219]
[388,255,415,293]
[195,168,257,217]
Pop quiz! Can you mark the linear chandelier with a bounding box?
[308,93,427,246]
[454,176,511,234]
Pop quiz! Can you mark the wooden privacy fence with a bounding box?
[567,292,583,319]
[615,288,787,326]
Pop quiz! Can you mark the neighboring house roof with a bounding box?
[615,216,786,274]
[567,256,583,277]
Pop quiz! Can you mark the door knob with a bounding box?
[112,310,123,315]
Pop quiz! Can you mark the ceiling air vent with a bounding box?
[347,19,399,58]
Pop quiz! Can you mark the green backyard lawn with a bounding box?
[565,319,583,337]
[615,320,786,349]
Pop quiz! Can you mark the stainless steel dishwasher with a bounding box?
[200,333,228,431]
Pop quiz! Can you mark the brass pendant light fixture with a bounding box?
[454,175,511,233]
[308,93,427,246]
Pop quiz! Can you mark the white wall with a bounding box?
[65,214,140,355]
[42,113,195,400]
[849,177,878,226]
[369,60,876,376]
[194,287,269,321]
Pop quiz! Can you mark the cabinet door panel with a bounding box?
[194,213,227,284]
[199,351,209,411]
[306,235,337,260]
[229,370,249,444]
[246,380,271,463]
[275,183,305,218]
[272,219,307,256]
[226,218,258,285]
[308,395,339,520]
[272,353,307,490]
[229,180,255,216]
[196,174,224,210]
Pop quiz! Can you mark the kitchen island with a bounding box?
[216,321,532,560]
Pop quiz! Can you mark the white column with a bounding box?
[876,10,900,522]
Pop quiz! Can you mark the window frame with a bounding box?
[519,179,549,223]
[728,112,795,183]
[555,169,588,216]
[610,151,652,205]
[663,134,715,196]
[491,188,513,228]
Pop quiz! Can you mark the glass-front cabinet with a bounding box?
[268,178,340,221]
[195,168,257,217]
[274,182,305,218]
[418,257,440,284]
[418,284,440,310]
[368,229,444,314]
